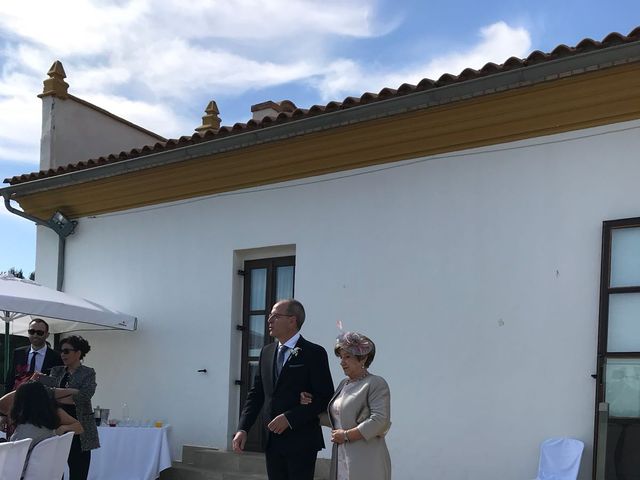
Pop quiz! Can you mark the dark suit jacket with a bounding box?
[5,345,63,392]
[239,335,334,454]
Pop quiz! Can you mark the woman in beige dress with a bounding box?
[303,332,391,480]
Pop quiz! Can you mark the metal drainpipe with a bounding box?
[2,195,74,291]
[2,194,77,375]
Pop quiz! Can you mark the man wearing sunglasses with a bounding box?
[4,318,63,392]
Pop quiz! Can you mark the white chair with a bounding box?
[51,432,74,479]
[22,435,59,480]
[0,438,33,480]
[534,437,585,480]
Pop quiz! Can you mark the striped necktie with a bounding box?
[276,345,288,379]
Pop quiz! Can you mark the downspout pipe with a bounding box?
[2,194,76,291]
[2,194,76,381]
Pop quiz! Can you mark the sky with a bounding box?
[0,0,639,275]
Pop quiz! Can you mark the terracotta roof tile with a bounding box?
[416,78,437,90]
[5,26,640,186]
[396,84,415,95]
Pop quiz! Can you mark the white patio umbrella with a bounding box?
[1,274,137,379]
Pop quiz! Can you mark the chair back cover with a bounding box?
[537,437,585,480]
[22,435,59,480]
[0,438,33,480]
[51,432,75,478]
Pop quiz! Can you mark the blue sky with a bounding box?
[1,0,639,275]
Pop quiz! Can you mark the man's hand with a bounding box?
[267,414,290,434]
[232,431,247,453]
[300,391,313,405]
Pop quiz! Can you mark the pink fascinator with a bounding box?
[335,331,373,356]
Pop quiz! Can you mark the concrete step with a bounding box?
[160,463,268,480]
[161,446,330,480]
[185,447,266,474]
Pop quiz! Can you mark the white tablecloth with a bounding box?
[86,426,172,480]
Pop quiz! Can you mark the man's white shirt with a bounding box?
[28,345,48,372]
[278,332,301,367]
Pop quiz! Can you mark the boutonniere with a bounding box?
[290,347,302,358]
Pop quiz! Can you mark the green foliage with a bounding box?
[0,267,35,280]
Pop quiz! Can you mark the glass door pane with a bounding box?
[248,315,266,357]
[611,228,640,287]
[275,266,294,300]
[607,293,640,352]
[250,269,267,310]
[605,358,640,417]
[604,359,640,479]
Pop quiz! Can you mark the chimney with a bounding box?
[250,100,296,122]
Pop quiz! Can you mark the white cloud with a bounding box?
[0,0,388,163]
[0,72,42,164]
[314,21,532,100]
[0,0,532,168]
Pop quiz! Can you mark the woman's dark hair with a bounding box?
[61,335,91,360]
[10,381,60,430]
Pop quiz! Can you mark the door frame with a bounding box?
[593,216,640,479]
[239,255,295,451]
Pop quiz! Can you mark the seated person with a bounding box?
[0,380,83,451]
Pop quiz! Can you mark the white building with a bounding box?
[3,27,640,480]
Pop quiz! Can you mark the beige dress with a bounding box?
[327,374,392,480]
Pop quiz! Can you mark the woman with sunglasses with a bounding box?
[48,335,100,480]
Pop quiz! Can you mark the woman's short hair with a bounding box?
[334,332,376,367]
[10,381,60,430]
[61,335,91,360]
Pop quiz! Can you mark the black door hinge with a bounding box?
[237,269,245,276]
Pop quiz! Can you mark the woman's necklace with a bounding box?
[346,370,369,384]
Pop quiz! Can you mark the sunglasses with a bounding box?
[27,329,46,336]
[60,348,77,354]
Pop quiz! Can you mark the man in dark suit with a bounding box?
[233,299,334,480]
[5,318,63,392]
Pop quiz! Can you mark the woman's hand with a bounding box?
[300,391,313,405]
[331,427,364,444]
[331,429,348,444]
[30,371,43,381]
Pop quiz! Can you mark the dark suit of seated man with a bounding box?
[5,318,63,392]
[233,299,334,480]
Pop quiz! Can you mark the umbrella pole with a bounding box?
[3,315,9,386]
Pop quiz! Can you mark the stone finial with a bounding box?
[195,100,221,133]
[38,60,69,99]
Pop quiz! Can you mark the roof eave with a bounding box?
[2,40,639,199]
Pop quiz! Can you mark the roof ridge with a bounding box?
[5,25,640,186]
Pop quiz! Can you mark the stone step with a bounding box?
[160,463,268,480]
[161,446,330,480]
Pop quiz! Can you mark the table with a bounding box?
[86,425,172,480]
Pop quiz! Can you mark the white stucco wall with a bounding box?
[37,119,640,479]
[40,96,162,170]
